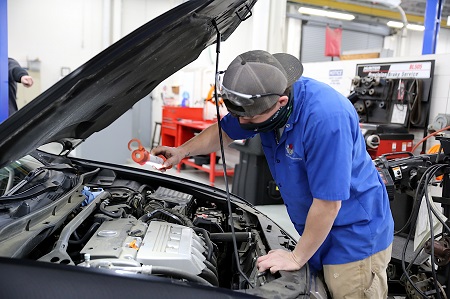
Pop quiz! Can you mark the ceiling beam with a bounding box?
[289,0,449,28]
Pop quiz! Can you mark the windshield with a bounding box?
[0,156,43,196]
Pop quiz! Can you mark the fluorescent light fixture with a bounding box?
[407,24,425,31]
[387,21,403,28]
[387,21,425,31]
[298,7,355,21]
[359,0,401,8]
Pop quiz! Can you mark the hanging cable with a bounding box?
[407,79,423,126]
[411,125,450,153]
[210,19,254,288]
[395,160,438,236]
[401,164,447,297]
[424,171,444,299]
[401,165,434,298]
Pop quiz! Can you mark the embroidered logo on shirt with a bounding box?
[286,144,294,155]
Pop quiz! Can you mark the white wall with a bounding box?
[8,0,104,90]
[384,28,450,56]
[7,0,450,159]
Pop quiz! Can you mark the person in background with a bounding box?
[8,57,34,116]
[151,50,394,298]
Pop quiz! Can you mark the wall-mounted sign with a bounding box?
[358,61,432,79]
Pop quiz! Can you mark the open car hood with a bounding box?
[0,0,256,168]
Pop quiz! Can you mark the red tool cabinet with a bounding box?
[160,106,233,186]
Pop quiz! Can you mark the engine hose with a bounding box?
[408,79,423,125]
[199,267,220,286]
[192,227,214,262]
[208,252,218,268]
[149,266,212,286]
[204,259,218,278]
[99,201,125,218]
[68,222,101,245]
[137,183,153,194]
[139,208,193,227]
[210,232,254,242]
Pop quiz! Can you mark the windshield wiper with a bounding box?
[2,168,47,198]
[0,180,60,203]
[2,164,76,199]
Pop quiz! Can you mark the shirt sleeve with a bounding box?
[220,113,256,140]
[8,58,29,83]
[303,111,353,201]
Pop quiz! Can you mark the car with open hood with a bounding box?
[0,1,328,298]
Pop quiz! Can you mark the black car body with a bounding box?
[0,1,328,298]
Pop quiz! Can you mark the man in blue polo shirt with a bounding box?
[152,50,394,298]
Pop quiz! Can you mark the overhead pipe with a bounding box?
[396,5,408,56]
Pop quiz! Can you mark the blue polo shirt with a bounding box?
[221,77,394,272]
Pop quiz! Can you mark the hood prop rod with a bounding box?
[211,19,254,288]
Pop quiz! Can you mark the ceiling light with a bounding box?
[298,7,355,21]
[359,0,401,8]
[387,21,425,31]
[407,24,425,31]
[387,21,403,28]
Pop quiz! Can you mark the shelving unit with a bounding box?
[160,106,234,186]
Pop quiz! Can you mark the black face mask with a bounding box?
[238,97,293,133]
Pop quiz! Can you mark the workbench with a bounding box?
[160,106,234,186]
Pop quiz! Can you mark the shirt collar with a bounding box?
[285,78,306,130]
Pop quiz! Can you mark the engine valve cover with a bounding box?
[80,218,147,260]
[136,221,207,275]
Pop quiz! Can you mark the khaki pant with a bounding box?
[323,244,392,299]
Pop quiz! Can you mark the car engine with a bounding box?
[0,158,327,298]
[35,182,249,288]
[68,186,224,287]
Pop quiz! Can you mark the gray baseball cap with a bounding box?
[221,50,303,117]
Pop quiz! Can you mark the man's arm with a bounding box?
[257,198,341,273]
[151,122,234,170]
[8,58,29,83]
[20,75,34,87]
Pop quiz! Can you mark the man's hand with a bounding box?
[150,146,185,171]
[256,249,303,274]
[20,75,33,87]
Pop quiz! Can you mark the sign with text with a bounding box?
[357,61,433,79]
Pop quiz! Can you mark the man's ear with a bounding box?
[279,95,289,106]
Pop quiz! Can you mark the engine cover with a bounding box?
[80,218,147,261]
[136,221,206,275]
[80,219,207,275]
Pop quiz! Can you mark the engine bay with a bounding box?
[0,152,327,298]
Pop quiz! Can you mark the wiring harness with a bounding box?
[375,137,450,298]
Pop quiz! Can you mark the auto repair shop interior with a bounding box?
[2,0,450,298]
